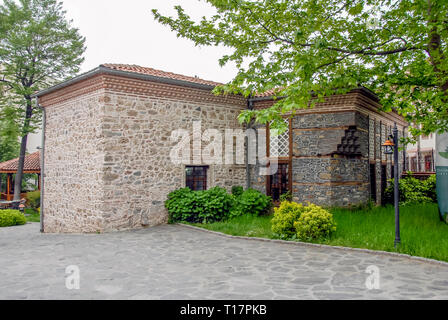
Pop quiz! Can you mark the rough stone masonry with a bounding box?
[35,64,407,233]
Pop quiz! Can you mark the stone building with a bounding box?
[249,89,407,207]
[34,64,407,233]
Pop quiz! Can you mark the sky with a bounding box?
[61,0,238,84]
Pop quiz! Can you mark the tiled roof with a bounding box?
[101,64,223,88]
[0,151,40,172]
[254,88,285,98]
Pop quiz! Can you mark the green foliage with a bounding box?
[0,106,20,163]
[0,209,26,227]
[271,201,304,238]
[0,0,86,198]
[231,188,272,217]
[165,188,198,223]
[26,190,40,209]
[424,174,437,202]
[279,191,293,202]
[384,175,437,205]
[153,1,448,137]
[294,204,337,241]
[197,203,448,262]
[231,186,244,197]
[165,187,234,224]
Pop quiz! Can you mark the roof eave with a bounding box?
[32,66,217,99]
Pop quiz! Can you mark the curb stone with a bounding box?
[176,223,448,268]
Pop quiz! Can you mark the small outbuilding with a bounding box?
[33,64,408,233]
[0,151,41,201]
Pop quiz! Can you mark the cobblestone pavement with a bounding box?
[1,223,447,300]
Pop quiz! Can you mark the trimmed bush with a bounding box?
[294,204,336,240]
[165,188,196,223]
[0,210,27,227]
[26,191,41,209]
[165,187,234,224]
[196,187,235,223]
[231,188,272,217]
[384,174,436,205]
[231,186,244,197]
[271,201,304,238]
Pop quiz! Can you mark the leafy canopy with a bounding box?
[153,0,448,138]
[0,0,86,136]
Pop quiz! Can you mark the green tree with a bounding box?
[0,105,20,163]
[0,0,85,200]
[152,0,448,136]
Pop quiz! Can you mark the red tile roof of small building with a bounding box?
[102,64,282,98]
[102,64,224,88]
[0,151,40,173]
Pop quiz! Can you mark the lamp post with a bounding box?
[382,123,401,248]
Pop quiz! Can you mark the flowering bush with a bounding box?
[271,201,304,237]
[294,204,336,240]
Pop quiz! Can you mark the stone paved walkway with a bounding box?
[1,223,447,300]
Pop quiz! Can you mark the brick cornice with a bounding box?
[102,74,247,107]
[39,74,106,107]
[254,91,407,128]
[39,73,247,108]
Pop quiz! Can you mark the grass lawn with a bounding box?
[24,208,40,223]
[191,203,448,262]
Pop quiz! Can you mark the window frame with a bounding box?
[185,165,209,191]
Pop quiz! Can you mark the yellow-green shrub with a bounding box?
[0,210,27,227]
[294,204,336,240]
[271,201,305,237]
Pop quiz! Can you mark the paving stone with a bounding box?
[0,223,447,300]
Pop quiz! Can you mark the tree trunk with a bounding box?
[13,98,33,201]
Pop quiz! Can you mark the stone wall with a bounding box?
[41,74,247,233]
[100,84,247,232]
[291,111,370,207]
[43,90,106,233]
[41,74,409,232]
[251,90,407,207]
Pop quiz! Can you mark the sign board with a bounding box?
[436,133,448,223]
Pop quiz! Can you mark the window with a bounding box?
[269,119,290,158]
[186,166,208,191]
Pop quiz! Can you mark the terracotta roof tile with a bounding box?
[101,64,223,88]
[0,151,40,172]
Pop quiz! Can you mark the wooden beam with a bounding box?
[6,174,11,201]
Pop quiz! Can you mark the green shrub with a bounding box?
[384,174,436,205]
[196,187,235,223]
[165,188,197,223]
[165,187,234,224]
[0,210,27,227]
[231,186,244,197]
[424,174,437,202]
[294,204,336,240]
[271,201,304,238]
[231,188,272,217]
[279,191,293,202]
[26,191,41,209]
